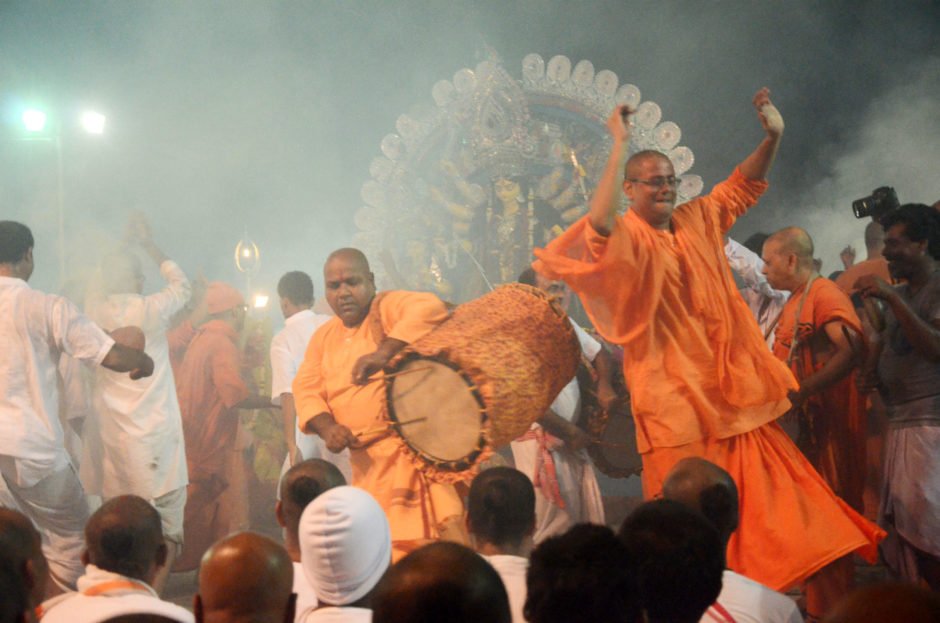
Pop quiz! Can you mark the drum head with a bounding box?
[588,403,643,478]
[387,357,486,471]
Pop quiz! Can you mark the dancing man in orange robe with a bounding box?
[533,89,883,602]
[292,248,464,560]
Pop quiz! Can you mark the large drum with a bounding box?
[385,284,580,481]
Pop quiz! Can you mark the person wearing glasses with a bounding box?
[533,88,883,611]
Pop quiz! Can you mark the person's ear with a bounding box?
[275,500,287,528]
[155,542,168,568]
[194,594,205,623]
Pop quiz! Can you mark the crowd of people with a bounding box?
[2,85,940,622]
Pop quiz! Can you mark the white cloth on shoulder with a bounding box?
[700,570,802,623]
[482,554,529,623]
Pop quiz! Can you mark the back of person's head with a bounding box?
[0,221,33,264]
[824,582,940,623]
[880,203,940,260]
[661,457,739,545]
[0,508,47,610]
[277,271,315,306]
[742,232,769,256]
[102,616,182,623]
[299,486,390,607]
[467,467,535,551]
[517,268,537,287]
[618,499,724,623]
[196,532,294,623]
[277,459,346,541]
[84,495,166,584]
[372,541,510,623]
[525,524,640,623]
[0,556,28,623]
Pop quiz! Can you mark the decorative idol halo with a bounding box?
[355,52,700,302]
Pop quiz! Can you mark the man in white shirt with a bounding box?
[40,495,193,623]
[662,457,803,623]
[0,221,153,592]
[511,269,615,541]
[466,467,535,623]
[270,271,350,481]
[724,235,790,348]
[82,218,191,593]
[275,459,346,621]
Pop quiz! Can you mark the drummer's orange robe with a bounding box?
[292,291,463,559]
[534,168,884,590]
[772,278,867,513]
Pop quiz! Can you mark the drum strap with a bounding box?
[517,427,566,509]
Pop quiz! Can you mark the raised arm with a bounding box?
[588,106,632,236]
[738,87,784,181]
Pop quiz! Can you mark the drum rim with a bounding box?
[385,352,489,472]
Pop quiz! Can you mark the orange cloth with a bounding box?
[293,291,464,559]
[772,278,867,512]
[535,168,884,589]
[174,319,250,571]
[835,258,891,295]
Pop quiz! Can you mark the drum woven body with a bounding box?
[387,283,580,480]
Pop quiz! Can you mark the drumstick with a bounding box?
[356,417,429,437]
[363,366,434,383]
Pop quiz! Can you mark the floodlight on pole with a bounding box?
[22,109,47,132]
[80,111,106,135]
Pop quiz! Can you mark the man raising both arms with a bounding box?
[292,248,464,560]
[533,90,883,597]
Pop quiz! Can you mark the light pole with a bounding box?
[19,107,107,284]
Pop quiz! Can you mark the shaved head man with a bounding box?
[323,248,375,329]
[761,226,815,291]
[195,532,295,623]
[662,458,802,623]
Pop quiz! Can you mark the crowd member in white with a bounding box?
[270,271,350,482]
[40,495,192,623]
[0,221,153,593]
[724,234,790,348]
[511,268,615,542]
[298,486,391,622]
[195,532,295,623]
[275,458,347,621]
[662,457,803,623]
[466,467,535,623]
[81,216,191,594]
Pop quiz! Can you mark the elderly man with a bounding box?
[270,271,349,480]
[533,91,882,591]
[297,486,391,622]
[82,217,191,592]
[293,248,463,559]
[0,221,153,591]
[662,457,802,623]
[275,459,346,619]
[40,495,193,622]
[175,282,272,571]
[195,532,295,623]
[855,204,940,590]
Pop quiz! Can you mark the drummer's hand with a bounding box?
[351,351,390,385]
[596,383,618,412]
[321,422,358,453]
[563,423,592,453]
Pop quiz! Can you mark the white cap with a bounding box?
[299,486,391,606]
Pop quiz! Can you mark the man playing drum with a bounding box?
[292,248,465,560]
[533,88,883,613]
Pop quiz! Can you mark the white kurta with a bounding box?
[293,559,319,622]
[723,238,790,349]
[510,320,606,542]
[699,570,803,623]
[82,260,191,499]
[483,554,528,623]
[271,309,351,482]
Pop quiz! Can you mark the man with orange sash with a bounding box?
[292,248,464,560]
[533,89,883,604]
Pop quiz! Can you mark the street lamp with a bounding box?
[16,106,107,284]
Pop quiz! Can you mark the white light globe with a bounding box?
[22,109,47,132]
[81,111,106,134]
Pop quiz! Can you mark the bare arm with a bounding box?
[857,275,940,361]
[350,337,408,385]
[592,347,618,411]
[738,87,784,181]
[588,106,632,236]
[233,394,274,410]
[537,410,591,452]
[279,393,298,463]
[304,412,358,453]
[790,321,857,405]
[100,344,154,380]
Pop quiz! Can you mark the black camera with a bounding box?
[852,186,899,222]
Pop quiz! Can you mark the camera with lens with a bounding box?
[852,186,899,222]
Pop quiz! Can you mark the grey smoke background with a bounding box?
[2,0,938,299]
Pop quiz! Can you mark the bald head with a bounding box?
[324,247,376,328]
[762,227,816,291]
[864,221,885,255]
[662,458,739,545]
[196,532,294,623]
[85,495,166,583]
[373,542,510,623]
[277,459,346,553]
[624,149,670,180]
[0,508,46,609]
[325,247,370,272]
[767,227,814,263]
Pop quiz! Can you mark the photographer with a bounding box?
[855,203,940,590]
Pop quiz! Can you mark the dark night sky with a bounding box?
[2,1,938,299]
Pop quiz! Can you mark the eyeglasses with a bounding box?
[627,176,679,189]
